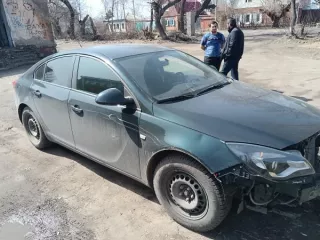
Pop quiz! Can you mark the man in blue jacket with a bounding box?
[200,21,225,71]
[221,18,244,80]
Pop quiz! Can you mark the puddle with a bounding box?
[0,222,32,240]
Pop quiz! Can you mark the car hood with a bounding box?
[153,81,320,149]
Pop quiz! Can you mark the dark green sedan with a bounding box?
[13,44,320,232]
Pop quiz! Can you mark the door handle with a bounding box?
[33,90,41,98]
[71,105,83,114]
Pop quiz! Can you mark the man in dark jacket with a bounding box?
[220,18,244,80]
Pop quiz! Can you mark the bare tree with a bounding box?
[79,14,90,36]
[195,0,216,22]
[179,0,186,32]
[58,0,76,39]
[150,3,154,33]
[48,0,67,38]
[260,0,291,28]
[177,0,215,32]
[101,0,109,15]
[132,0,136,23]
[150,0,182,40]
[71,0,87,20]
[289,0,297,36]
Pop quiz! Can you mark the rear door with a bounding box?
[30,55,76,148]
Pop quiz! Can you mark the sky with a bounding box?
[86,0,151,19]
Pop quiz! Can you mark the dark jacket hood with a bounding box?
[153,81,320,149]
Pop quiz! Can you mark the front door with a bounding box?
[68,56,141,178]
[31,56,76,148]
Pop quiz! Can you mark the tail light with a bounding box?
[12,80,17,88]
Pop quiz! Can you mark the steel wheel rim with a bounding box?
[167,171,209,220]
[26,115,40,139]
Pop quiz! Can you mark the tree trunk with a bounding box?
[152,4,168,40]
[59,0,75,39]
[151,0,182,40]
[149,5,153,33]
[290,0,297,36]
[111,0,115,32]
[89,17,98,39]
[272,16,281,28]
[195,0,216,22]
[132,0,136,24]
[79,14,90,37]
[179,0,186,32]
[122,3,127,32]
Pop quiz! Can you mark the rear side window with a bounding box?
[34,64,45,80]
[44,56,74,87]
[76,57,124,95]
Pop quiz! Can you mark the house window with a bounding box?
[245,0,252,2]
[256,13,261,22]
[117,24,120,29]
[167,18,175,27]
[245,14,250,23]
[122,23,125,29]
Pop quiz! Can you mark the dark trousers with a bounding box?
[204,56,222,71]
[221,59,240,80]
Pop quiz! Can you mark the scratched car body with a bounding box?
[13,44,320,232]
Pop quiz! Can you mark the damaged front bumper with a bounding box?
[217,164,320,210]
[276,174,320,204]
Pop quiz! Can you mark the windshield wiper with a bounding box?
[157,93,196,104]
[195,82,231,96]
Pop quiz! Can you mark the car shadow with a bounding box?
[43,146,158,204]
[202,199,320,240]
[44,145,320,240]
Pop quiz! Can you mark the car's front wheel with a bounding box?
[22,107,51,149]
[153,154,231,232]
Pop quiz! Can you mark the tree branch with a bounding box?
[195,0,216,22]
[160,0,182,16]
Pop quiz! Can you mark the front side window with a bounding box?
[76,57,124,95]
[44,56,74,87]
[116,50,228,101]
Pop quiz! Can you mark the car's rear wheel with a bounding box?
[153,154,231,232]
[22,107,51,149]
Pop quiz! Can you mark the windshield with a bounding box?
[115,50,229,101]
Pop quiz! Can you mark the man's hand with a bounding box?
[201,45,206,50]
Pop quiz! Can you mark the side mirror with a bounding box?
[95,88,135,107]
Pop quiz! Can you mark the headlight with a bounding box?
[226,143,315,180]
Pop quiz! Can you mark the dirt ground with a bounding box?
[0,29,320,240]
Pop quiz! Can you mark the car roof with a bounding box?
[54,44,173,60]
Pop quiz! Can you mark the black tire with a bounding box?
[153,154,231,232]
[22,107,51,149]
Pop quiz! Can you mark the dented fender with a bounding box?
[138,112,242,185]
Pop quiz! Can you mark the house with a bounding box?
[161,0,210,32]
[104,18,155,32]
[0,0,56,69]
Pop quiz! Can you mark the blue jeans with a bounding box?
[220,59,240,80]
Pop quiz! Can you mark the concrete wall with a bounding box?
[2,0,55,47]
